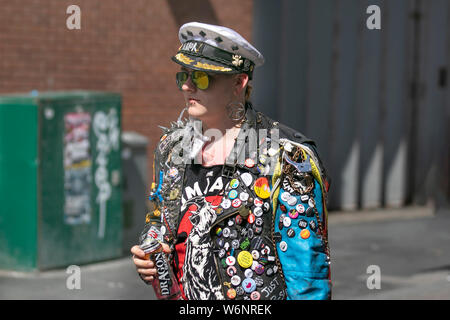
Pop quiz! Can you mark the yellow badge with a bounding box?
[253,177,271,199]
[237,251,253,269]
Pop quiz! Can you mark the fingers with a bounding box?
[130,245,145,259]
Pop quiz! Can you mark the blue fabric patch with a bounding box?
[275,180,330,300]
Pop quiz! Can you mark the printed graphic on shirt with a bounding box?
[176,164,230,300]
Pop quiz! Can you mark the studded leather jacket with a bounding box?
[140,103,331,300]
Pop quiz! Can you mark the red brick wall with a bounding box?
[0,0,253,188]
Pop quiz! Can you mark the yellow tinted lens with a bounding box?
[192,71,209,90]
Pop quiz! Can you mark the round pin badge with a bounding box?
[235,215,243,225]
[281,192,291,202]
[255,264,265,275]
[244,268,254,278]
[226,255,236,266]
[237,251,254,269]
[298,219,308,229]
[240,172,253,187]
[242,278,256,293]
[231,239,240,249]
[221,198,231,209]
[251,250,260,260]
[222,227,231,238]
[227,288,237,299]
[253,207,263,217]
[168,167,178,178]
[296,204,305,214]
[247,213,256,224]
[239,192,249,202]
[288,209,299,219]
[287,196,298,206]
[254,177,270,199]
[229,179,239,189]
[228,190,238,200]
[227,266,237,277]
[254,198,264,207]
[283,216,292,228]
[300,229,311,239]
[279,241,288,252]
[287,228,295,238]
[301,194,309,202]
[232,198,242,208]
[245,158,255,168]
[231,275,241,286]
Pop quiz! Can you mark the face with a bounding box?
[178,67,241,120]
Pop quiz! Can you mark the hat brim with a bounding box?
[172,52,240,75]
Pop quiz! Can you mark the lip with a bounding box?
[188,98,200,103]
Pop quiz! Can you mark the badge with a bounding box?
[226,256,236,266]
[254,198,264,207]
[255,264,265,275]
[298,219,308,229]
[279,241,288,252]
[301,194,309,202]
[232,198,242,208]
[300,229,310,239]
[240,238,250,250]
[287,196,298,206]
[245,158,255,168]
[309,220,317,232]
[253,207,263,217]
[227,288,237,299]
[168,167,178,178]
[239,192,249,202]
[228,190,238,200]
[169,188,179,200]
[222,227,231,238]
[247,213,256,224]
[244,269,254,278]
[308,197,316,208]
[251,250,260,260]
[283,216,292,228]
[253,177,271,199]
[231,275,241,286]
[296,204,305,214]
[221,198,231,209]
[227,266,237,276]
[287,228,295,238]
[281,192,291,202]
[242,278,256,293]
[231,239,240,249]
[235,215,243,225]
[229,179,239,189]
[288,209,299,219]
[240,172,253,187]
[237,251,253,269]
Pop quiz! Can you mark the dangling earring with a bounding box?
[226,101,246,122]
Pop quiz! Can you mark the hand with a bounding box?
[131,244,172,283]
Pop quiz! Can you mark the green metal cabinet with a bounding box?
[0,91,123,271]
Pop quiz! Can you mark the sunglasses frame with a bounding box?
[176,70,211,90]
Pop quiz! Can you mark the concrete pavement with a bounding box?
[0,206,449,300]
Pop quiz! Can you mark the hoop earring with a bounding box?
[226,101,246,122]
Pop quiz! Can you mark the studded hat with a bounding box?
[172,22,265,79]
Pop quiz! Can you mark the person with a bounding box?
[131,22,331,300]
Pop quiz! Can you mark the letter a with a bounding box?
[366,5,381,30]
[66,265,81,290]
[66,5,81,30]
[366,265,381,289]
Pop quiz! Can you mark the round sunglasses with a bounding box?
[176,70,210,90]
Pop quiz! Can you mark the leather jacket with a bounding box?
[140,103,331,300]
